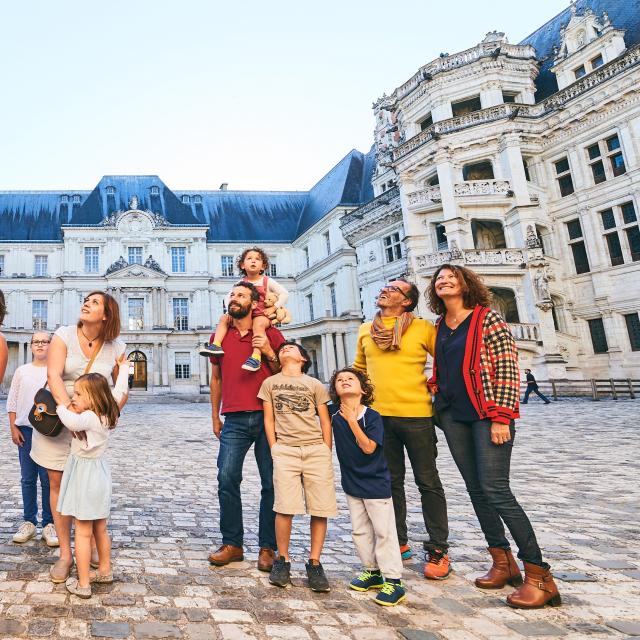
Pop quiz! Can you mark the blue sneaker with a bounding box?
[400,544,413,560]
[349,569,384,592]
[241,356,261,372]
[374,580,406,606]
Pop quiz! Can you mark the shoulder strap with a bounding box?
[84,341,103,375]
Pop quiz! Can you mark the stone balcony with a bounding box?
[406,186,441,211]
[454,179,511,197]
[340,186,402,243]
[509,322,540,343]
[415,247,544,272]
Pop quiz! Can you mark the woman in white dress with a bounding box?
[32,291,126,583]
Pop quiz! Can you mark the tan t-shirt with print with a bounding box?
[258,372,330,446]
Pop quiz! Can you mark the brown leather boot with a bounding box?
[208,544,244,566]
[506,561,561,609]
[475,547,523,589]
[257,548,275,572]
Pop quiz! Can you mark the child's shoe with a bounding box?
[241,356,261,372]
[349,569,384,592]
[306,560,330,592]
[374,579,406,606]
[269,556,291,588]
[89,570,114,584]
[41,523,59,547]
[399,544,413,560]
[65,577,91,599]
[199,343,224,357]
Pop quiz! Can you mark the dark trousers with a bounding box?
[382,416,449,552]
[438,408,544,565]
[17,426,52,527]
[217,411,276,550]
[522,386,550,404]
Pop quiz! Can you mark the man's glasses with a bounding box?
[379,285,410,300]
[31,340,50,346]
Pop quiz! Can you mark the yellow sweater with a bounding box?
[353,316,436,418]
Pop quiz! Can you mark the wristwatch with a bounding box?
[267,354,278,363]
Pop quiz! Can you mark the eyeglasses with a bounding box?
[379,285,410,300]
[31,340,50,346]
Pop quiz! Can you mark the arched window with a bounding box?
[489,288,520,323]
[463,161,494,181]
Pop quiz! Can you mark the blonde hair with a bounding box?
[75,373,120,428]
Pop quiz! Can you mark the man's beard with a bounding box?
[228,301,251,319]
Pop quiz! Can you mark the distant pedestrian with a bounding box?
[259,341,336,593]
[329,367,406,607]
[522,369,550,405]
[426,264,561,609]
[6,332,56,546]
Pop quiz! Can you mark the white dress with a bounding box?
[30,325,125,472]
[55,365,129,520]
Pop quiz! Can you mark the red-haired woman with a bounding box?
[426,265,560,609]
[32,291,126,584]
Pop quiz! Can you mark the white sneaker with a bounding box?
[41,523,59,548]
[13,521,37,544]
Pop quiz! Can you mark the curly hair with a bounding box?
[426,264,492,316]
[237,247,270,276]
[329,367,375,406]
[0,290,5,326]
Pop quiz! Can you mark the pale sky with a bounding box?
[0,0,570,192]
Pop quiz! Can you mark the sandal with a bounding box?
[65,577,91,599]
[90,548,99,569]
[89,570,113,584]
[49,559,73,584]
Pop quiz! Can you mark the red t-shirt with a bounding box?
[210,326,285,414]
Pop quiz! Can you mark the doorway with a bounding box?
[128,350,148,390]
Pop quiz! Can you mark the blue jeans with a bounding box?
[217,411,276,549]
[437,409,544,566]
[522,387,550,404]
[17,426,52,527]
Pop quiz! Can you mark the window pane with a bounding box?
[626,226,640,261]
[588,318,608,354]
[610,153,626,176]
[558,174,574,197]
[554,158,569,174]
[128,247,143,264]
[128,298,144,330]
[463,161,494,180]
[591,160,606,184]
[600,209,615,229]
[221,255,234,277]
[621,202,637,224]
[172,298,188,330]
[591,54,603,69]
[84,247,99,273]
[625,313,640,351]
[420,113,433,130]
[574,65,586,79]
[171,247,186,272]
[566,219,583,240]
[606,135,620,151]
[587,144,601,160]
[605,232,624,266]
[570,241,590,274]
[32,300,48,329]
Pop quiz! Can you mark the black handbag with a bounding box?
[28,342,101,438]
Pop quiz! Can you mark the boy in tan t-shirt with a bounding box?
[258,341,336,592]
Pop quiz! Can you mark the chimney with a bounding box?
[219,183,228,191]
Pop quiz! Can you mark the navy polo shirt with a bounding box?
[330,404,391,499]
[434,314,480,422]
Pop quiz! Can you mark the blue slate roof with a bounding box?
[520,0,640,100]
[0,147,376,243]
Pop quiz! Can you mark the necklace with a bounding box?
[79,326,100,348]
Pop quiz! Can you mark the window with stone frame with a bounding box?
[566,218,590,274]
[171,247,186,273]
[303,246,310,269]
[599,201,640,265]
[554,157,574,197]
[306,294,314,321]
[462,160,494,181]
[451,95,481,117]
[323,231,331,256]
[383,232,402,263]
[128,246,143,264]
[172,298,189,330]
[328,283,337,317]
[32,300,48,330]
[84,246,99,273]
[587,318,608,354]
[419,112,433,131]
[221,255,234,277]
[174,352,191,379]
[0,254,4,276]
[128,298,144,330]
[590,53,604,69]
[625,313,640,351]
[586,134,626,185]
[574,64,587,79]
[34,255,48,277]
[269,260,277,277]
[435,224,448,251]
[502,91,518,103]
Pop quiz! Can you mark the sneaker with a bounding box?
[349,569,384,592]
[13,521,36,544]
[41,523,59,548]
[374,580,406,606]
[199,343,224,357]
[241,356,261,372]
[305,560,330,592]
[400,544,413,560]
[269,556,291,588]
[424,549,451,580]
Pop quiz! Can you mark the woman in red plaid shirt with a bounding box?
[426,265,560,610]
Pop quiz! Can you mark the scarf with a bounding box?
[370,312,414,351]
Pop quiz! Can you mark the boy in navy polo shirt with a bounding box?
[329,367,405,606]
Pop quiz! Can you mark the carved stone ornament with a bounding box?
[144,255,166,274]
[533,266,551,303]
[129,195,139,210]
[105,256,129,275]
[368,251,377,262]
[449,240,462,259]
[526,225,541,248]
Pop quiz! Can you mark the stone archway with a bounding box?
[128,350,148,390]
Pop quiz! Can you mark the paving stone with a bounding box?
[623,570,640,580]
[134,622,183,638]
[90,622,131,638]
[218,624,257,640]
[0,619,27,636]
[399,631,441,640]
[27,618,56,637]
[589,559,637,570]
[505,621,567,637]
[555,571,598,582]
[431,598,475,617]
[184,623,216,640]
[605,620,640,635]
[265,625,311,639]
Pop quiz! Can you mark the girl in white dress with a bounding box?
[57,356,129,598]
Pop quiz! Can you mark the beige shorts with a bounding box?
[271,442,338,517]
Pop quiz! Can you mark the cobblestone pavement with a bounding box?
[0,399,639,639]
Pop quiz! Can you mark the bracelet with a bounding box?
[268,354,278,363]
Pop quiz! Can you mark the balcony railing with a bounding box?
[454,180,511,197]
[340,186,401,238]
[509,323,540,342]
[406,186,441,208]
[415,247,544,270]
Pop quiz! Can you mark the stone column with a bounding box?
[161,343,169,388]
[151,288,159,328]
[320,334,330,382]
[153,343,161,387]
[498,134,531,208]
[160,289,167,327]
[325,333,337,378]
[199,349,209,388]
[335,332,347,369]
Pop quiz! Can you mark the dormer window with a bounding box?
[591,53,604,69]
[574,65,587,79]
[150,186,160,196]
[106,186,115,195]
[72,195,81,204]
[182,195,190,204]
[193,195,202,204]
[60,195,69,203]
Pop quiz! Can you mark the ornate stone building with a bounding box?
[2,0,639,392]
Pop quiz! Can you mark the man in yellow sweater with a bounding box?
[353,278,451,580]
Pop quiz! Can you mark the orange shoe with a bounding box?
[399,544,413,560]
[424,550,451,580]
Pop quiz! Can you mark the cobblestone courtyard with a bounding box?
[0,399,638,639]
